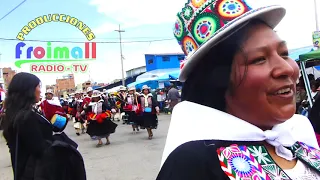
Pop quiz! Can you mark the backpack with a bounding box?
[18,133,86,180]
[33,139,86,180]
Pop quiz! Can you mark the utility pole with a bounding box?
[115,24,125,86]
[315,0,319,31]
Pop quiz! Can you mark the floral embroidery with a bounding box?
[218,144,291,180]
[217,144,270,179]
[218,143,320,180]
[290,142,320,171]
[247,146,291,180]
[248,146,271,164]
[262,164,291,180]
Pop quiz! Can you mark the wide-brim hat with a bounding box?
[141,85,150,91]
[174,0,286,82]
[75,90,81,95]
[119,86,127,91]
[45,89,54,95]
[87,87,93,93]
[128,86,136,91]
[91,90,101,98]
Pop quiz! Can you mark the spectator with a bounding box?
[167,83,180,110]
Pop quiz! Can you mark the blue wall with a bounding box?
[145,54,185,71]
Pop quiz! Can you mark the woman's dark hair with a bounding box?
[3,72,41,141]
[182,19,270,112]
[308,74,315,82]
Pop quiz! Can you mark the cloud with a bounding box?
[274,0,318,49]
[89,0,186,34]
[3,0,319,92]
[92,22,120,35]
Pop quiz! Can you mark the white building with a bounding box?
[126,66,146,77]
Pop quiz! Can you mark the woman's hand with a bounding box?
[155,106,160,115]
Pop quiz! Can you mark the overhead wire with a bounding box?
[0,0,27,22]
[0,37,175,43]
[44,36,175,40]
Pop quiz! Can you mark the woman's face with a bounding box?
[92,97,99,102]
[35,84,41,103]
[129,90,134,95]
[226,23,299,129]
[143,89,149,95]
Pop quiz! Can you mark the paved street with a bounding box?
[0,114,171,180]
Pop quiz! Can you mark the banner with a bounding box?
[15,14,96,73]
[313,31,320,47]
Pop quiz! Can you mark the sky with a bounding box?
[0,0,319,95]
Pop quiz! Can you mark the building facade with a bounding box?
[126,66,146,77]
[82,81,91,92]
[56,74,76,97]
[2,67,16,88]
[144,53,185,71]
[45,85,58,96]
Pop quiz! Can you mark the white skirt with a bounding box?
[73,122,82,129]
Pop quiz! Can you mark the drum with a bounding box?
[51,114,68,131]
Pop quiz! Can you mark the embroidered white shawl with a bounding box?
[45,97,62,107]
[160,101,319,168]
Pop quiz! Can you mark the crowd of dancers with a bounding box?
[36,85,160,147]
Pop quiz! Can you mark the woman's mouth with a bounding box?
[274,87,292,95]
[272,86,294,99]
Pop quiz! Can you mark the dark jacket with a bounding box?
[157,140,242,180]
[309,95,320,134]
[6,110,86,180]
[32,140,86,180]
[6,110,53,180]
[157,140,320,180]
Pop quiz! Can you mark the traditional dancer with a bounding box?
[116,86,127,123]
[139,85,160,139]
[72,91,85,135]
[83,87,93,109]
[124,87,141,133]
[102,89,115,110]
[86,90,118,147]
[82,87,93,132]
[40,89,67,122]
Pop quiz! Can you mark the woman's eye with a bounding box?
[250,57,266,64]
[280,51,289,59]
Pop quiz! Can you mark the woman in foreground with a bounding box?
[3,72,86,180]
[157,1,320,179]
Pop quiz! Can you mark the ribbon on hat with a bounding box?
[160,101,319,167]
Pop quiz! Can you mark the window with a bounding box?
[148,59,154,64]
[162,56,170,62]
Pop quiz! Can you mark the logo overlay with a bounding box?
[15,14,96,73]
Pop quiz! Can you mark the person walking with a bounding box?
[167,83,180,111]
